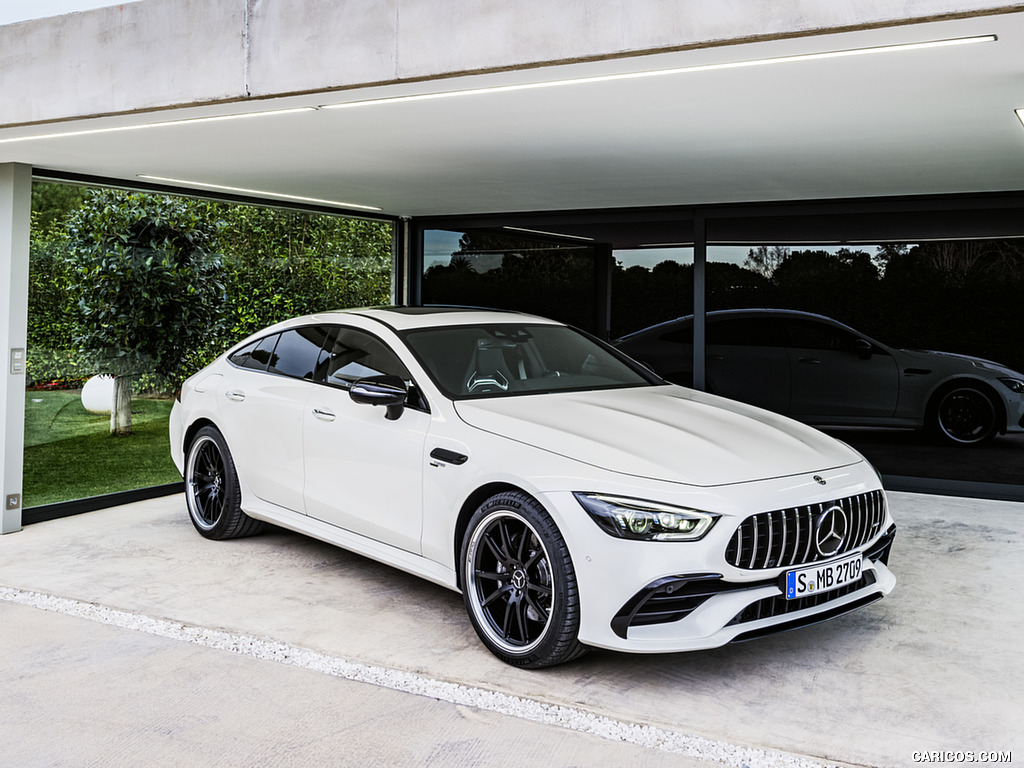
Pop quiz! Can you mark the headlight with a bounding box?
[998,377,1024,395]
[574,493,719,541]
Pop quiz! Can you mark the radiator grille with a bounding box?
[725,490,886,571]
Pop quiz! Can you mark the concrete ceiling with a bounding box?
[3,12,1024,220]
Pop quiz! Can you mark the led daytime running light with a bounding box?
[575,493,718,542]
[999,377,1024,394]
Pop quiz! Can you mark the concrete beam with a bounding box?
[1,163,32,534]
[0,0,245,126]
[2,0,1022,127]
[247,0,1024,96]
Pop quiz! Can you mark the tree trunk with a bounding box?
[110,375,133,436]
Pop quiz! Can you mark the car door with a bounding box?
[705,317,791,414]
[784,318,899,421]
[302,325,431,554]
[215,326,329,513]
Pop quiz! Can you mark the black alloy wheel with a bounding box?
[461,491,586,668]
[184,426,263,539]
[933,385,999,445]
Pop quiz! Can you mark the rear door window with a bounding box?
[229,333,279,371]
[268,326,331,380]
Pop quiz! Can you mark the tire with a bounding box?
[460,491,587,668]
[184,426,264,539]
[930,384,999,446]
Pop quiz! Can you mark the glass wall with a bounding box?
[700,241,1024,487]
[611,247,693,340]
[25,181,393,511]
[422,228,597,331]
[417,202,1024,497]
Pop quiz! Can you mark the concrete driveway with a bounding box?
[0,491,1020,768]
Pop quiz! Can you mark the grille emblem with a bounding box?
[813,475,827,485]
[815,506,848,557]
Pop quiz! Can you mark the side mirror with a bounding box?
[853,339,873,360]
[350,375,408,421]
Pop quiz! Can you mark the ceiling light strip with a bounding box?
[321,35,996,110]
[137,175,382,211]
[502,226,595,241]
[0,108,316,145]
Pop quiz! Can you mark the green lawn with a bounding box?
[23,390,182,507]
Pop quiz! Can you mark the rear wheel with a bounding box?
[184,426,264,539]
[461,491,587,668]
[931,385,999,445]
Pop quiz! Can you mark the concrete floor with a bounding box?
[0,491,1020,768]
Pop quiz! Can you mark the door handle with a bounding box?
[430,447,469,465]
[225,390,246,401]
[797,357,822,365]
[312,408,336,422]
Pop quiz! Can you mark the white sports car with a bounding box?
[170,307,897,668]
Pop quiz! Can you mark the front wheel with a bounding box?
[931,385,999,445]
[460,491,586,668]
[184,426,264,539]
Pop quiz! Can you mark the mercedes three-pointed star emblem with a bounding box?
[815,506,849,557]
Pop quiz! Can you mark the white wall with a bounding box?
[1,164,32,534]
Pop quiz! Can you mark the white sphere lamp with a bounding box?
[81,374,116,414]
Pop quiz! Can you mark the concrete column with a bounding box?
[1,163,32,534]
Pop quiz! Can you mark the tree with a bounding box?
[213,205,392,342]
[873,243,909,275]
[31,181,89,232]
[65,190,227,435]
[744,245,790,278]
[27,210,78,367]
[771,248,880,329]
[422,232,596,329]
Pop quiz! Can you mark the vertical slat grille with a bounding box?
[725,490,886,570]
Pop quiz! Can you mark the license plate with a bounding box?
[784,554,863,600]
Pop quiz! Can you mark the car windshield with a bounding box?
[403,323,659,399]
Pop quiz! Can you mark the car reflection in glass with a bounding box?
[616,308,1024,446]
[171,307,897,668]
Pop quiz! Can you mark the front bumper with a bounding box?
[168,399,185,475]
[542,465,897,654]
[611,525,895,645]
[1004,390,1024,433]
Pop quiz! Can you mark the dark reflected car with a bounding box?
[616,309,1024,446]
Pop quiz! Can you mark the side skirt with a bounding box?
[243,499,459,593]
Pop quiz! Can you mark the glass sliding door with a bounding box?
[25,181,394,511]
[699,241,1024,488]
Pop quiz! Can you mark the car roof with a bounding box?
[296,306,565,333]
[616,308,846,341]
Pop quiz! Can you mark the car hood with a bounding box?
[898,348,1023,378]
[453,386,862,487]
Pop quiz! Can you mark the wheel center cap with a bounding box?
[511,569,528,590]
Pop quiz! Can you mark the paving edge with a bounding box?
[1,585,846,768]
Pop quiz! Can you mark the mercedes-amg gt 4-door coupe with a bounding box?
[171,307,896,668]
